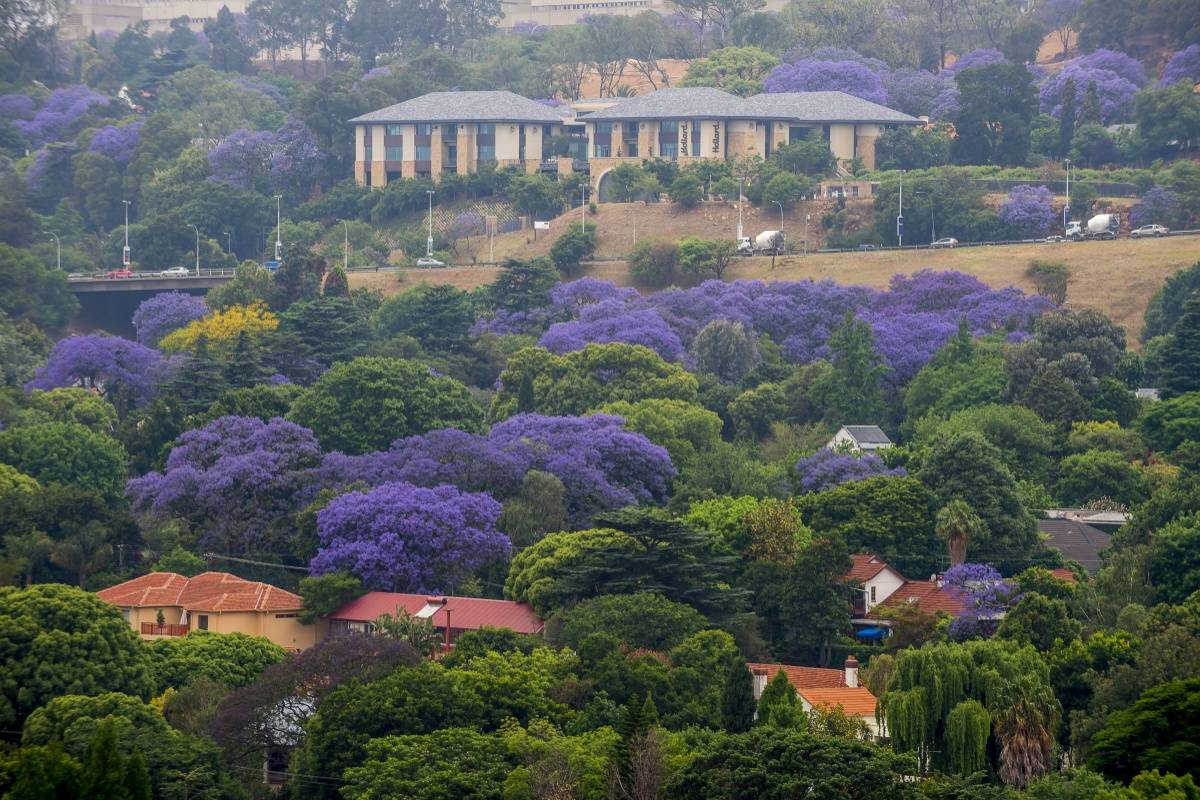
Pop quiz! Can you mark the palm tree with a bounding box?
[936,500,984,567]
[992,676,1060,789]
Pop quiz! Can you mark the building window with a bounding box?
[363,145,372,162]
[478,123,495,135]
[446,123,457,136]
[275,613,299,619]
[386,124,402,136]
[197,614,209,631]
[659,121,678,159]
[417,124,433,136]
[385,145,402,161]
[870,586,876,604]
[692,120,701,156]
[415,144,431,161]
[121,608,130,621]
[478,143,495,161]
[594,122,612,157]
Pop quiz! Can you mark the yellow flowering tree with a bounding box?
[159,303,279,353]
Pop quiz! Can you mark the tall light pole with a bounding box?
[47,232,61,272]
[804,213,810,256]
[736,177,745,241]
[189,224,200,273]
[274,194,283,262]
[425,190,434,257]
[771,200,784,232]
[896,170,904,248]
[339,218,350,270]
[579,184,587,234]
[1063,158,1071,235]
[915,191,935,244]
[122,200,131,266]
[225,231,233,258]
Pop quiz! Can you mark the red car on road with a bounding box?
[106,268,133,278]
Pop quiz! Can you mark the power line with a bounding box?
[202,553,311,573]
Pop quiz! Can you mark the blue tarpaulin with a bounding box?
[854,626,888,639]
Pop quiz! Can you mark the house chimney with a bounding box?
[750,667,768,701]
[844,656,860,688]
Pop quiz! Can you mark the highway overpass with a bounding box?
[67,268,235,294]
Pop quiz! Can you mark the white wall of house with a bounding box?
[863,568,906,612]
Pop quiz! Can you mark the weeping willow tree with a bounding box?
[879,640,1059,786]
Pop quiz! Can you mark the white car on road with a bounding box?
[415,257,445,268]
[159,267,190,277]
[1129,224,1169,238]
[930,237,959,249]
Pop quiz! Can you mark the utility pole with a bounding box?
[1063,158,1070,235]
[339,218,350,270]
[580,184,587,234]
[47,232,61,272]
[804,214,810,256]
[122,200,131,266]
[426,190,435,256]
[225,230,232,258]
[772,200,784,232]
[274,194,283,261]
[189,224,200,273]
[897,170,904,248]
[736,177,744,241]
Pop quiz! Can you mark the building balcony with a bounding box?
[142,622,189,636]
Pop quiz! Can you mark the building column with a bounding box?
[370,124,386,186]
[430,125,443,178]
[402,123,416,178]
[457,124,474,174]
[354,125,367,187]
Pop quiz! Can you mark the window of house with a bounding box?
[386,124,402,136]
[197,614,209,631]
[659,121,678,158]
[121,608,130,621]
[870,586,876,604]
[477,143,496,161]
[275,613,299,619]
[692,120,701,156]
[415,144,431,161]
[593,122,612,157]
[363,145,372,162]
[417,124,433,136]
[385,145,402,161]
[446,123,457,136]
[478,123,495,135]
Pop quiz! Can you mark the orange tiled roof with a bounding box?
[869,579,964,617]
[97,571,303,613]
[799,686,878,717]
[748,662,846,689]
[846,554,890,583]
[1049,567,1078,583]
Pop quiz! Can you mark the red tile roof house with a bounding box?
[97,571,318,652]
[748,657,883,737]
[843,554,966,641]
[325,593,544,650]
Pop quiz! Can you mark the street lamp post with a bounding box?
[225,231,233,258]
[771,200,784,232]
[189,224,200,273]
[580,184,587,234]
[274,195,283,262]
[47,232,61,272]
[1063,158,1071,235]
[804,214,810,256]
[122,200,131,266]
[339,218,350,270]
[425,190,434,257]
[897,170,904,248]
[736,177,745,241]
[915,191,935,244]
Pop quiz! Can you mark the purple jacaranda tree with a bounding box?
[1160,45,1200,87]
[207,128,275,189]
[764,59,889,105]
[1039,66,1138,122]
[942,562,1019,640]
[131,292,207,346]
[126,416,323,552]
[88,120,143,164]
[488,413,676,525]
[512,20,546,35]
[782,47,888,75]
[267,116,321,198]
[233,77,290,109]
[27,335,163,415]
[929,82,960,120]
[0,94,35,121]
[448,211,485,240]
[539,301,688,362]
[549,278,640,316]
[940,49,1008,77]
[794,448,906,493]
[13,85,110,147]
[208,117,320,200]
[999,184,1058,238]
[1129,187,1182,228]
[1071,48,1146,86]
[884,69,952,117]
[309,481,508,592]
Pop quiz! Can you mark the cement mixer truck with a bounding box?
[737,230,786,256]
[1066,213,1120,241]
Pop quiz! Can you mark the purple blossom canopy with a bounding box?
[126,416,323,551]
[763,60,889,105]
[208,117,320,197]
[549,278,640,316]
[998,184,1058,238]
[794,449,906,493]
[539,301,687,362]
[512,20,547,35]
[942,562,1019,639]
[233,77,289,109]
[310,481,508,592]
[1160,45,1200,87]
[27,335,163,406]
[940,49,1009,77]
[1070,48,1146,86]
[883,69,951,117]
[1129,187,1180,228]
[782,47,889,75]
[488,413,676,524]
[1038,65,1138,122]
[929,82,961,120]
[13,85,110,147]
[0,94,35,121]
[88,120,143,164]
[131,291,207,346]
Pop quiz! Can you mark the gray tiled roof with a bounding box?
[843,425,892,444]
[743,92,920,124]
[584,87,756,121]
[1037,519,1113,574]
[585,87,918,124]
[349,91,567,125]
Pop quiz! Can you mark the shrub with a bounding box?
[628,239,678,287]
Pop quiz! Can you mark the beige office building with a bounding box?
[61,0,247,38]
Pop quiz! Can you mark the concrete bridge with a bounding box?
[67,268,235,294]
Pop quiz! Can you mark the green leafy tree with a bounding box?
[669,173,704,208]
[1149,513,1200,605]
[952,63,1038,166]
[375,283,476,355]
[0,243,78,330]
[491,343,698,419]
[0,586,153,726]
[936,499,986,567]
[997,593,1081,650]
[720,656,755,732]
[298,570,366,624]
[79,720,127,800]
[205,5,254,72]
[561,593,707,651]
[0,743,81,800]
[278,296,372,368]
[289,356,484,453]
[1089,678,1200,784]
[677,236,736,281]
[903,324,1008,426]
[497,470,569,549]
[1057,450,1148,507]
[488,258,558,313]
[1143,261,1200,342]
[1139,393,1200,453]
[147,632,287,693]
[0,422,127,501]
[911,403,1058,485]
[1135,82,1200,158]
[808,312,888,426]
[761,172,810,210]
[550,222,596,276]
[341,727,511,800]
[508,174,563,221]
[680,46,779,95]
[1158,297,1200,399]
[628,239,679,287]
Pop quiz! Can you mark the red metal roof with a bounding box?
[330,592,544,635]
[845,554,891,583]
[747,661,846,689]
[97,571,303,613]
[868,580,964,618]
[798,686,878,717]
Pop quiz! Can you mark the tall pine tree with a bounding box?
[122,751,152,800]
[1079,81,1103,125]
[1158,295,1200,399]
[79,720,127,800]
[1057,77,1076,159]
[721,657,756,732]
